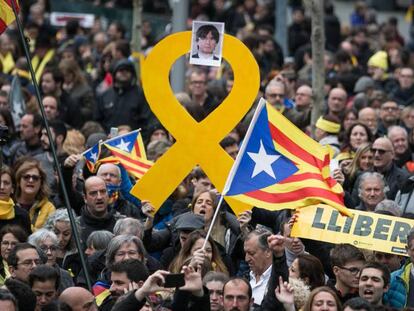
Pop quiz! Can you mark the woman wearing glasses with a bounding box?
[0,166,31,234]
[0,225,27,285]
[14,157,56,231]
[28,228,74,292]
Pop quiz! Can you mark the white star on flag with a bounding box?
[90,152,98,162]
[116,139,130,152]
[247,140,280,179]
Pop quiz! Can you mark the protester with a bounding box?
[0,225,27,285]
[0,166,31,234]
[14,158,56,231]
[358,262,390,306]
[1,1,414,309]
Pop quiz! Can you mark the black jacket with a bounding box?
[94,59,155,140]
[78,207,119,245]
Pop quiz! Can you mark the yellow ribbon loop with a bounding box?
[131,31,260,215]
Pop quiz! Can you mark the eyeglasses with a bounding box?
[39,245,58,253]
[371,148,392,155]
[338,266,360,275]
[381,106,398,112]
[17,259,42,267]
[22,174,41,182]
[267,93,284,98]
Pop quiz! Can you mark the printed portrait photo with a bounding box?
[189,21,224,67]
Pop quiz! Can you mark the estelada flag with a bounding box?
[0,0,19,35]
[82,142,101,173]
[223,98,352,217]
[102,129,153,179]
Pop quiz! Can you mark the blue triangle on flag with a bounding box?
[106,131,139,153]
[226,105,298,195]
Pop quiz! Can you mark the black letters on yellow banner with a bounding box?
[291,205,414,256]
[312,207,411,244]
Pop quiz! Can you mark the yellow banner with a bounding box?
[291,205,414,256]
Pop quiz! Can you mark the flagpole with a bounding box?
[202,194,225,250]
[9,1,92,291]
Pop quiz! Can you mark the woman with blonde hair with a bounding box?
[169,230,228,276]
[62,129,86,155]
[343,143,373,192]
[14,157,55,231]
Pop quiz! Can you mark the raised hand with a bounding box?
[267,234,285,257]
[275,276,295,311]
[237,210,252,234]
[180,265,203,297]
[189,248,205,268]
[135,270,169,301]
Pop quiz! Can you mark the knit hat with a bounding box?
[354,76,375,93]
[368,51,388,71]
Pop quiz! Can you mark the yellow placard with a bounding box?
[291,205,414,256]
[130,31,260,216]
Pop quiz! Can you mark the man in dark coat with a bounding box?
[78,176,121,244]
[94,59,155,140]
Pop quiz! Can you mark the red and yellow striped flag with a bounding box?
[0,0,19,35]
[223,98,352,217]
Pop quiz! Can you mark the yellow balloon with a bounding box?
[131,31,260,216]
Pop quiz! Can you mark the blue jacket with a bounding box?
[384,262,412,308]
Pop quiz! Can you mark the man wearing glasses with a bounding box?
[6,242,43,283]
[328,243,366,304]
[352,137,409,203]
[371,137,409,200]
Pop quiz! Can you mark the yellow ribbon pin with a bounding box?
[131,31,260,216]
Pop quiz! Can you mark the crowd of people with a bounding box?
[1,0,414,310]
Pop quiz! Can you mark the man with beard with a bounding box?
[99,259,149,311]
[9,113,43,164]
[328,244,366,304]
[222,278,253,311]
[377,100,401,136]
[94,59,155,140]
[358,262,390,307]
[34,120,67,189]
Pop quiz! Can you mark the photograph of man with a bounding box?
[190,21,224,67]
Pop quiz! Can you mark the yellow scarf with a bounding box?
[0,52,15,74]
[0,198,15,220]
[32,49,55,82]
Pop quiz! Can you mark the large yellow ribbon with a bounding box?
[131,31,259,216]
